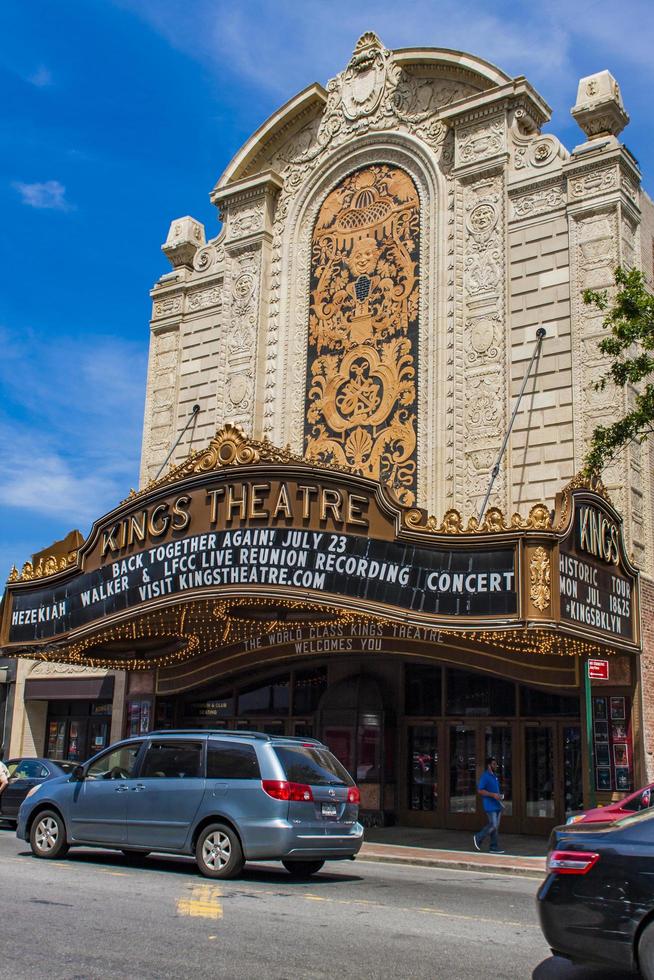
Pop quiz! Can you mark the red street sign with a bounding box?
[588,659,609,680]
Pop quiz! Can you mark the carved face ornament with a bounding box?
[348,236,379,277]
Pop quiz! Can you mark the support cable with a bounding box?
[154,404,201,480]
[477,328,547,524]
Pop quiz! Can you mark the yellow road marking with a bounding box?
[177,884,223,920]
[98,870,128,877]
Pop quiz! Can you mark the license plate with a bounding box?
[321,803,338,818]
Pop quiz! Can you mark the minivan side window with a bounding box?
[207,740,260,779]
[87,744,142,780]
[141,742,203,779]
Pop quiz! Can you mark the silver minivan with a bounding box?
[17,731,364,878]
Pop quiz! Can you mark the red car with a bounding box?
[566,782,654,824]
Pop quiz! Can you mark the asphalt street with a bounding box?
[0,825,635,980]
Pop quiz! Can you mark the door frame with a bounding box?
[520,721,561,835]
[399,720,444,827]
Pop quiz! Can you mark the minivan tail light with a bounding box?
[547,850,600,874]
[347,787,361,805]
[262,780,314,802]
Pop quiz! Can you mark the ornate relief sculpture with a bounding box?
[529,546,551,612]
[304,165,420,505]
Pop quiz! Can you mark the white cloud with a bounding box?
[27,65,53,87]
[0,326,147,536]
[112,0,654,128]
[113,0,574,102]
[13,180,72,211]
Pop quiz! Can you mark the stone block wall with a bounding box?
[508,215,574,509]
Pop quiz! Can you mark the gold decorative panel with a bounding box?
[305,165,419,505]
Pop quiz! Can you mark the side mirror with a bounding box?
[71,764,85,782]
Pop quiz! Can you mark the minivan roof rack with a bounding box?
[146,729,323,744]
[147,729,270,740]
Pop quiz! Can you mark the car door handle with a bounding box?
[114,784,130,792]
[130,784,146,792]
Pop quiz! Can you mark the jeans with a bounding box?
[476,809,501,849]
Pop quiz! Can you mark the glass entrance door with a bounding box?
[484,724,516,832]
[447,725,477,827]
[523,724,556,832]
[563,725,583,817]
[407,725,439,814]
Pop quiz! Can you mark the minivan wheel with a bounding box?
[196,823,244,879]
[30,810,69,860]
[638,922,654,980]
[282,859,325,878]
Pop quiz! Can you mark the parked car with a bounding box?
[17,730,363,879]
[566,780,654,824]
[537,808,654,977]
[0,758,77,826]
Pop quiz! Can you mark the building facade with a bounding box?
[2,36,653,833]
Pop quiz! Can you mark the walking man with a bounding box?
[473,756,504,853]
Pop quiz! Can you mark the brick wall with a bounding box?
[640,577,654,781]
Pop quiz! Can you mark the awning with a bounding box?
[24,675,114,702]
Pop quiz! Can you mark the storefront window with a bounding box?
[47,720,66,759]
[449,725,477,812]
[323,727,354,774]
[563,725,583,813]
[525,727,555,818]
[127,699,152,736]
[521,687,580,717]
[446,669,515,717]
[485,726,513,816]
[293,668,327,715]
[46,700,112,761]
[238,674,289,715]
[592,695,633,793]
[156,699,176,729]
[408,726,438,811]
[356,723,381,782]
[405,665,441,716]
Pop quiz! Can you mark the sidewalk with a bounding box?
[358,826,548,878]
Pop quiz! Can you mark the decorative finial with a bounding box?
[571,70,629,140]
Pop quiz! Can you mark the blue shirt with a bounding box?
[478,770,502,812]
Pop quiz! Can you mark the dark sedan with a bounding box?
[0,758,76,825]
[538,808,654,977]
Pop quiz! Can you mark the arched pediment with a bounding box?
[215,34,514,190]
[216,83,327,191]
[392,46,510,87]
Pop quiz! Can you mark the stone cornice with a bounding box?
[440,78,550,130]
[563,144,640,183]
[211,170,283,212]
[507,172,567,197]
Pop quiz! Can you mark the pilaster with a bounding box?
[211,171,283,437]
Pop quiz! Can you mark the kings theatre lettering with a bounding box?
[578,505,619,565]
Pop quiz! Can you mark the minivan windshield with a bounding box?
[273,746,355,786]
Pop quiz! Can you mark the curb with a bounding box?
[357,846,546,879]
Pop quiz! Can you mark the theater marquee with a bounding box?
[0,427,641,666]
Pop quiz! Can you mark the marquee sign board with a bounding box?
[4,471,518,645]
[0,428,642,660]
[558,490,638,646]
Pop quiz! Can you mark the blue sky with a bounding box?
[1,0,653,576]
